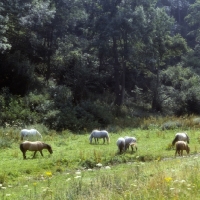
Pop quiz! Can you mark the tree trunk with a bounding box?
[113,36,122,106]
[45,28,53,84]
[152,66,161,111]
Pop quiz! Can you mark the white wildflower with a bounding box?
[105,166,111,170]
[96,163,102,167]
[74,176,81,179]
[23,185,29,188]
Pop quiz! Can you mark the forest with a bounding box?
[0,0,200,132]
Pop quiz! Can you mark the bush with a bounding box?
[161,121,182,130]
[44,100,113,132]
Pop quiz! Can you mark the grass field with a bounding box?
[1,125,200,199]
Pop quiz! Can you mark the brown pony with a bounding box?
[20,141,53,159]
[175,141,190,157]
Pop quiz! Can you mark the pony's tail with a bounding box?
[107,136,110,144]
[37,131,43,138]
[19,143,24,152]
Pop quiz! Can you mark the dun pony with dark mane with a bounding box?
[172,133,189,146]
[20,141,53,159]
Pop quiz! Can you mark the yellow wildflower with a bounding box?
[45,172,52,177]
[164,177,172,183]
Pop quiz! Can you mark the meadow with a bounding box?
[1,116,200,199]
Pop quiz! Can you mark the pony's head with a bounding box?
[186,134,190,144]
[89,134,93,143]
[186,145,190,154]
[172,136,178,146]
[45,144,53,154]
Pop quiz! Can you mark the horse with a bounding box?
[175,141,190,157]
[19,141,53,159]
[172,132,189,146]
[129,142,138,152]
[20,129,42,141]
[89,130,110,144]
[116,137,125,153]
[124,136,137,151]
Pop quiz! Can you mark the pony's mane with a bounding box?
[44,143,52,150]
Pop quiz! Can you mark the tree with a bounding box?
[185,0,200,45]
[138,7,188,111]
[84,0,154,106]
[0,2,11,53]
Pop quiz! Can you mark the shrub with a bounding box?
[161,121,182,130]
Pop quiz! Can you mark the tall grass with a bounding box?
[1,115,200,199]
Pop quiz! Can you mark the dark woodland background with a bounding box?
[1,0,200,131]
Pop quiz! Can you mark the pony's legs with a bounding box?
[23,151,27,159]
[131,146,133,152]
[95,138,99,143]
[39,150,44,157]
[32,151,43,158]
[32,151,37,158]
[181,150,183,156]
[103,138,105,144]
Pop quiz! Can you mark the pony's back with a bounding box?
[172,133,189,145]
[89,130,110,144]
[20,129,42,141]
[124,136,137,150]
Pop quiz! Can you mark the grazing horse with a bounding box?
[175,141,190,157]
[116,137,125,153]
[89,130,110,144]
[124,136,137,151]
[129,142,138,152]
[172,133,189,146]
[20,129,42,141]
[20,141,53,159]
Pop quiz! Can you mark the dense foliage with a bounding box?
[0,0,200,131]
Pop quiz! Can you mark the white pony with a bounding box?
[89,130,110,144]
[20,129,42,141]
[116,137,125,153]
[172,132,189,146]
[124,136,137,151]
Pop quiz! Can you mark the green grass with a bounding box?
[1,126,200,199]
